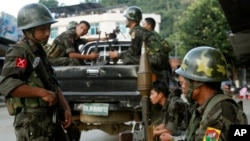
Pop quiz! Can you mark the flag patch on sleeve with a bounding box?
[16,57,27,69]
[203,127,221,141]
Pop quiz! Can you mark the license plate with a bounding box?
[82,103,109,116]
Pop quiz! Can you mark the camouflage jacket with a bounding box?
[46,29,87,58]
[118,25,152,64]
[186,94,243,141]
[0,38,58,99]
[162,95,189,136]
[118,25,170,72]
[151,31,171,53]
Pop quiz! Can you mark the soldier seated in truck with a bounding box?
[45,20,106,66]
[150,80,189,141]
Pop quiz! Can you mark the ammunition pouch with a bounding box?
[44,44,64,58]
[5,97,23,116]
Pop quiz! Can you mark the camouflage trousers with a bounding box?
[14,108,56,141]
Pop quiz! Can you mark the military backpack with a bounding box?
[143,30,171,71]
[202,94,248,126]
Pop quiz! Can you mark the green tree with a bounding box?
[39,0,59,8]
[169,0,240,81]
[171,0,234,61]
[100,0,192,38]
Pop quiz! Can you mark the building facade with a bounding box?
[48,3,161,44]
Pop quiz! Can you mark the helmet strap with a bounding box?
[185,78,204,103]
[26,28,47,46]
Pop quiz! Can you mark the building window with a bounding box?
[90,23,100,35]
[116,22,126,34]
[50,27,58,39]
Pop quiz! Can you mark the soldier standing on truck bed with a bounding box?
[45,20,106,66]
[0,3,72,141]
[109,6,172,86]
[142,17,174,89]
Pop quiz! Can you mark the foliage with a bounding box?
[40,0,236,66]
[39,0,59,8]
[100,0,191,38]
[169,0,236,65]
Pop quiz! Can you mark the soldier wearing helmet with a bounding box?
[109,6,146,64]
[162,46,248,141]
[0,3,71,141]
[109,6,143,64]
[109,6,171,86]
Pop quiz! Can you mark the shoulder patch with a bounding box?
[16,57,27,69]
[131,32,136,39]
[203,127,221,141]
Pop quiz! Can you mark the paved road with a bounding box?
[0,105,118,141]
[0,97,250,141]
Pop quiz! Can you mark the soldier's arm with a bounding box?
[10,84,56,106]
[0,46,56,106]
[118,33,142,64]
[57,87,72,128]
[165,98,179,132]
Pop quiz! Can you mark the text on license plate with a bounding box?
[82,103,109,116]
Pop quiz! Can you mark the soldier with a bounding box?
[109,6,171,85]
[45,20,106,66]
[142,17,166,46]
[0,3,71,141]
[142,17,174,90]
[150,80,189,141]
[109,6,148,64]
[172,46,248,141]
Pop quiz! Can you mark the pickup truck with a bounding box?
[0,36,159,140]
[54,38,148,140]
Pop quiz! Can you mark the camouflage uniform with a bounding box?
[162,94,189,136]
[186,94,242,141]
[118,24,171,85]
[175,46,248,141]
[121,6,172,85]
[118,25,151,64]
[0,3,70,141]
[150,30,173,87]
[0,38,59,141]
[46,29,88,66]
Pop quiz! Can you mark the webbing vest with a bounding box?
[6,42,57,115]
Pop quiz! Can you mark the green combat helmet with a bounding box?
[67,21,78,30]
[123,6,142,22]
[175,46,228,82]
[17,3,57,30]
